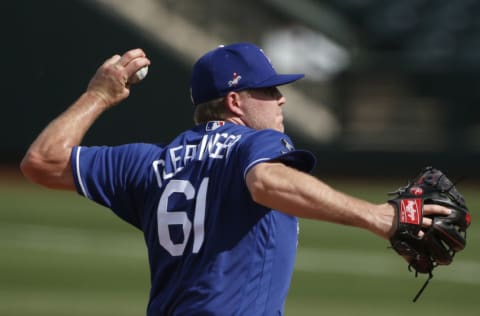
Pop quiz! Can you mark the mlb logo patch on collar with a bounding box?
[206,121,225,131]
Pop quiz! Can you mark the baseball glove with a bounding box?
[388,166,471,302]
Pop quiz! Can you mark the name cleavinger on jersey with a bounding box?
[152,132,242,186]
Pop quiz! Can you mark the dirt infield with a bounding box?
[0,164,28,184]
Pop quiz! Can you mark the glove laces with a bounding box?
[411,268,434,302]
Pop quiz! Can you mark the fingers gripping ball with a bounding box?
[387,166,471,301]
[128,66,149,84]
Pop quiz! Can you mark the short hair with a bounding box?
[193,97,229,125]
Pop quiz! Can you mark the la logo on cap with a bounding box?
[190,42,304,105]
[228,73,242,87]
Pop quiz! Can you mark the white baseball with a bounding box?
[129,66,148,83]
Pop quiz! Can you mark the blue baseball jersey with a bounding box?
[71,122,315,315]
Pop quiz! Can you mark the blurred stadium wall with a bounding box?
[4,0,480,177]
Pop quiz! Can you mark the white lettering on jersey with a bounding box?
[169,146,184,174]
[152,133,241,187]
[184,144,197,166]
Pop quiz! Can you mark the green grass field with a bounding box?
[1,169,479,315]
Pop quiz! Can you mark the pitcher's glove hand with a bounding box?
[388,166,471,301]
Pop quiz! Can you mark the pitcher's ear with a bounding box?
[225,91,245,116]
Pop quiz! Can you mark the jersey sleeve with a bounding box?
[238,129,316,179]
[70,143,157,229]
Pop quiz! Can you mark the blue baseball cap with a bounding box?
[190,42,304,105]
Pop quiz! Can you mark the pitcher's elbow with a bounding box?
[20,151,60,188]
[20,152,44,184]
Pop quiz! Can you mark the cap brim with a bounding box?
[255,74,304,88]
